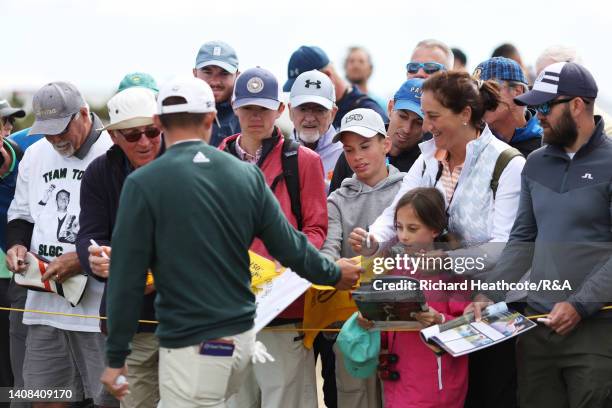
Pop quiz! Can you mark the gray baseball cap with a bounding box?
[30,82,85,136]
[290,70,335,110]
[0,100,26,119]
[333,108,387,143]
[195,41,239,74]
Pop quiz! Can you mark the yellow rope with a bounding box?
[2,305,611,332]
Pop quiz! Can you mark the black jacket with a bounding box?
[76,144,161,333]
[333,86,388,130]
[210,100,241,148]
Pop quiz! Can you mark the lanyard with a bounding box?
[0,140,17,179]
[433,161,461,210]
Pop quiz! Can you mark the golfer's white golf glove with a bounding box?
[252,340,275,364]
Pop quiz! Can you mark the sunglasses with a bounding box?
[378,352,400,381]
[535,97,591,116]
[117,127,161,143]
[1,116,17,127]
[406,62,445,75]
[55,112,80,136]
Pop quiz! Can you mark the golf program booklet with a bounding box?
[420,302,536,357]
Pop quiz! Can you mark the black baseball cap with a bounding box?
[514,62,598,106]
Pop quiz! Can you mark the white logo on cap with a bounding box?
[345,113,363,123]
[533,62,564,94]
[37,108,57,117]
[247,77,264,94]
[213,46,221,56]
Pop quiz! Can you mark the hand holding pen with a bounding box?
[348,226,379,256]
[88,239,111,278]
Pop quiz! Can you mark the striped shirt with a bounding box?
[436,149,464,203]
[235,135,262,164]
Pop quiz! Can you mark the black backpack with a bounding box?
[269,138,303,231]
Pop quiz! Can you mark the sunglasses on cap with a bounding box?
[535,97,591,116]
[406,62,445,75]
[117,127,161,143]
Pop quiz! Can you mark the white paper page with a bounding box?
[471,321,506,341]
[253,269,311,332]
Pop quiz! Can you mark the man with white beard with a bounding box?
[289,70,341,193]
[5,81,116,407]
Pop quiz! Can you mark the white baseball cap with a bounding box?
[101,87,157,131]
[333,108,387,143]
[158,76,217,115]
[289,70,335,110]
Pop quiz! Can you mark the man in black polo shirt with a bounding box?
[77,85,162,408]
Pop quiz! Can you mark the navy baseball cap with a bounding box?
[232,67,281,110]
[283,46,330,92]
[393,78,424,118]
[473,57,527,85]
[515,62,598,106]
[195,41,239,74]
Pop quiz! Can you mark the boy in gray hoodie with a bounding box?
[322,108,405,261]
[319,108,405,408]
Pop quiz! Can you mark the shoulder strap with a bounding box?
[280,138,303,231]
[350,94,370,111]
[421,160,444,185]
[491,147,523,199]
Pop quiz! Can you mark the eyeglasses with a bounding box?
[406,62,445,75]
[117,127,161,143]
[535,97,591,116]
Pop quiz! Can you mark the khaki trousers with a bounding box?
[158,328,255,408]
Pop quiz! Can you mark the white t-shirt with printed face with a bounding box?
[8,133,112,332]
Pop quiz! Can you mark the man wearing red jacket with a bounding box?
[219,67,327,408]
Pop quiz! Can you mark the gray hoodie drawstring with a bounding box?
[437,355,443,390]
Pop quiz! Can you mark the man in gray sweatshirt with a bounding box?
[468,62,612,408]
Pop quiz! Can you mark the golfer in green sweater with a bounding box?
[100,76,361,407]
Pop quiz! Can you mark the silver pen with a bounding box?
[90,239,109,259]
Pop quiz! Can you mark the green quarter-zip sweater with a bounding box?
[105,140,341,368]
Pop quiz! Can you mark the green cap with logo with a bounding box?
[117,72,159,94]
[337,312,381,379]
